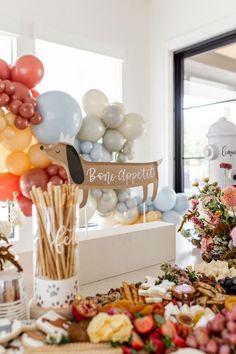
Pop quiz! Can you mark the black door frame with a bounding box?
[174,29,236,192]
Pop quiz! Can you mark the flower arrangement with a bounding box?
[179,179,236,262]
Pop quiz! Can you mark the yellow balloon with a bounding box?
[0,146,9,172]
[1,126,15,139]
[6,151,31,176]
[0,116,7,131]
[1,126,32,152]
[28,143,51,168]
[5,112,16,126]
[0,108,4,116]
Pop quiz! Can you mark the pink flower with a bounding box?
[191,216,204,229]
[201,238,213,252]
[201,238,207,253]
[230,227,236,247]
[220,162,232,170]
[191,199,199,211]
[221,186,236,207]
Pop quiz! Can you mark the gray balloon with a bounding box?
[97,190,118,214]
[103,129,126,152]
[102,104,124,128]
[32,91,82,144]
[78,115,105,142]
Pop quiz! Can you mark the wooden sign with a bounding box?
[40,143,159,207]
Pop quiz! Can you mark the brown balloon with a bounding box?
[0,93,10,107]
[4,80,15,95]
[30,112,42,125]
[58,167,68,180]
[12,82,30,101]
[8,99,22,114]
[20,168,49,199]
[15,116,29,130]
[49,175,63,185]
[46,164,59,176]
[19,102,34,118]
[0,81,5,93]
[23,96,37,108]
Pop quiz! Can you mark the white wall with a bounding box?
[149,0,236,186]
[0,0,150,161]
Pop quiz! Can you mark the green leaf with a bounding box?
[154,314,164,326]
[162,335,173,348]
[111,341,121,348]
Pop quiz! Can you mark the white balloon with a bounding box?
[116,152,128,162]
[118,113,146,140]
[97,190,118,214]
[91,189,103,199]
[102,104,124,128]
[77,191,97,226]
[78,115,106,142]
[82,89,109,117]
[103,129,126,152]
[112,102,125,113]
[122,141,134,155]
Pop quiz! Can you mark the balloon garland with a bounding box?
[0,54,182,227]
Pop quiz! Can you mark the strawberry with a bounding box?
[149,329,161,341]
[130,331,144,350]
[134,315,154,334]
[160,320,177,338]
[174,335,187,348]
[122,346,133,354]
[145,339,165,354]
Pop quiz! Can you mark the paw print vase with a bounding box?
[31,193,79,313]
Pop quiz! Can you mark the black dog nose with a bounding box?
[40,145,44,150]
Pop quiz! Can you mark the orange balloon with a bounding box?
[1,126,32,151]
[0,116,7,130]
[0,172,20,201]
[1,126,15,139]
[6,151,31,176]
[28,143,51,168]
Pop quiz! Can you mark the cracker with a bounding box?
[122,282,133,303]
[130,284,139,304]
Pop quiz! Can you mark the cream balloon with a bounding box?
[82,89,109,117]
[103,129,126,152]
[0,146,9,172]
[78,115,106,142]
[0,116,7,131]
[28,143,51,168]
[77,191,97,226]
[6,151,31,176]
[5,112,16,126]
[1,126,32,151]
[0,108,4,116]
[118,113,146,140]
[1,127,15,139]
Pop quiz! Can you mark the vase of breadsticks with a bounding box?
[30,183,80,317]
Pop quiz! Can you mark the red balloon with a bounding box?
[49,175,63,186]
[0,173,21,201]
[15,116,29,129]
[17,194,32,217]
[12,82,30,101]
[19,102,34,118]
[31,89,39,98]
[11,55,44,89]
[20,168,49,199]
[0,92,10,107]
[0,59,11,80]
[46,164,59,176]
[58,167,68,180]
[8,99,22,114]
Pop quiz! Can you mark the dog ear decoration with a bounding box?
[40,142,160,208]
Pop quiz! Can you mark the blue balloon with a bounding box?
[80,141,93,154]
[153,187,176,212]
[138,203,149,214]
[91,145,103,161]
[32,91,82,144]
[173,193,189,213]
[82,154,92,161]
[126,198,137,209]
[162,210,181,226]
[118,190,130,202]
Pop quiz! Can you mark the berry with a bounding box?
[130,331,144,350]
[133,315,154,335]
[160,320,177,338]
[174,335,186,348]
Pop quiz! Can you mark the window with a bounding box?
[35,40,123,107]
[174,30,236,193]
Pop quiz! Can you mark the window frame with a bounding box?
[174,29,236,192]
